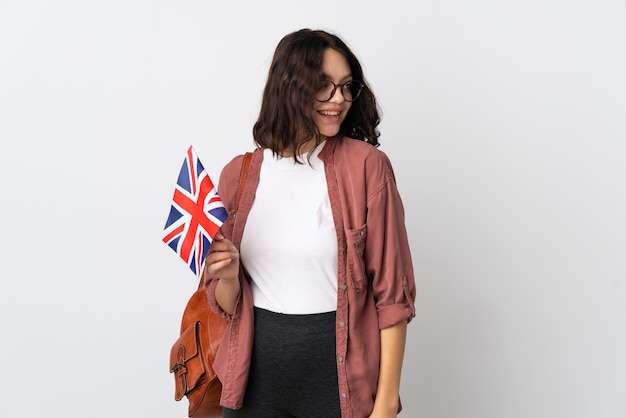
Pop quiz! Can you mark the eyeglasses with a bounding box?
[315,80,364,102]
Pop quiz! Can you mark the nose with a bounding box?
[329,87,346,104]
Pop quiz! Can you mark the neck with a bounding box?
[279,137,327,157]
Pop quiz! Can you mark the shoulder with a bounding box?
[221,154,246,180]
[218,155,243,195]
[331,136,396,181]
[221,149,260,182]
[217,150,258,206]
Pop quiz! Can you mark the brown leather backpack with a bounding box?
[169,152,252,417]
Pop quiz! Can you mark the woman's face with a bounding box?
[313,48,353,138]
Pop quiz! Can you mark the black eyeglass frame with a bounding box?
[315,80,364,102]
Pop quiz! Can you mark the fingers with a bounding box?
[205,235,239,278]
[206,248,238,265]
[206,257,233,275]
[208,236,237,254]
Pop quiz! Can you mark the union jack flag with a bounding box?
[162,145,228,276]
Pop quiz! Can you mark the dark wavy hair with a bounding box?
[253,29,381,159]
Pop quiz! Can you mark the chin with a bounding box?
[319,127,341,138]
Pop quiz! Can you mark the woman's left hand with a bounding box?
[367,403,399,418]
[367,411,397,418]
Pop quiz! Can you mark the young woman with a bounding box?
[204,28,416,418]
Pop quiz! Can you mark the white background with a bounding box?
[1,1,625,417]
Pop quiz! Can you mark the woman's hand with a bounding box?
[367,403,399,418]
[205,232,239,282]
[205,232,241,315]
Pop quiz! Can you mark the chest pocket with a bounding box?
[345,224,368,292]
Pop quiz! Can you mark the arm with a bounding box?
[369,320,408,418]
[204,232,240,315]
[204,153,250,315]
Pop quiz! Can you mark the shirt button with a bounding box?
[341,284,347,291]
[338,356,343,363]
[360,230,365,237]
[339,322,346,327]
[341,393,347,399]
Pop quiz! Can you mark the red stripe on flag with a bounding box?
[172,176,221,262]
[162,223,185,244]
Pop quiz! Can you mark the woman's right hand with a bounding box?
[205,232,240,282]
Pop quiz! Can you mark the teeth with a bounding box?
[320,110,340,116]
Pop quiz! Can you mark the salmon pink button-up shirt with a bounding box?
[204,136,416,418]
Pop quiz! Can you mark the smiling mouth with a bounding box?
[318,110,341,116]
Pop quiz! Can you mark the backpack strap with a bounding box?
[234,152,252,214]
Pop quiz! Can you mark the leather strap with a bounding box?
[235,152,252,213]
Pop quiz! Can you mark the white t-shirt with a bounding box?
[239,142,338,314]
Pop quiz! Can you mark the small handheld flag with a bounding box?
[162,146,228,276]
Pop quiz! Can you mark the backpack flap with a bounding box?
[170,321,206,401]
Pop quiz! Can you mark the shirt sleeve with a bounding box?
[364,153,416,329]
